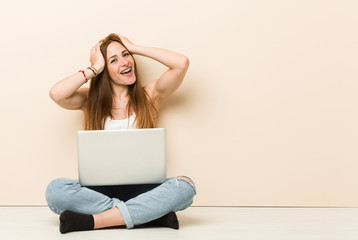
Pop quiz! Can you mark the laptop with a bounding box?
[77,128,167,186]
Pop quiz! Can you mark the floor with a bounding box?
[0,207,357,240]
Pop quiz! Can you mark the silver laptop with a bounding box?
[77,128,167,186]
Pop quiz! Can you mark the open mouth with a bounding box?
[121,67,132,76]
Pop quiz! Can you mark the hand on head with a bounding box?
[90,41,105,74]
[115,33,136,53]
[89,34,137,75]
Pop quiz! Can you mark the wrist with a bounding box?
[92,65,104,74]
[79,70,89,83]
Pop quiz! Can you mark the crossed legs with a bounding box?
[46,176,197,233]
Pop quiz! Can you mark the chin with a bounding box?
[112,76,137,86]
[128,76,137,85]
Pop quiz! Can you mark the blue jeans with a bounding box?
[45,176,197,229]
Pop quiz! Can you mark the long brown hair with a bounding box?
[84,33,158,130]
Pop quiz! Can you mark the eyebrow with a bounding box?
[107,50,128,61]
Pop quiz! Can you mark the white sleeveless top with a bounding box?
[104,113,137,130]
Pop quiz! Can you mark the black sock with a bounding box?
[142,212,179,229]
[59,210,94,234]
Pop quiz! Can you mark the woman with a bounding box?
[45,33,197,233]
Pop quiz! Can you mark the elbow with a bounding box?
[172,56,189,71]
[175,55,189,70]
[181,56,190,70]
[49,87,59,103]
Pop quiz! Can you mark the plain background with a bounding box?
[0,0,357,206]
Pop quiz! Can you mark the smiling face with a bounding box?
[106,41,136,86]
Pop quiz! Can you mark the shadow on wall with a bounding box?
[156,78,200,127]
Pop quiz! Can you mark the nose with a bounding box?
[119,57,129,66]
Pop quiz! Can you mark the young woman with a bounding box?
[45,33,197,233]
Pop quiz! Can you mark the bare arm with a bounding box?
[49,42,105,110]
[49,71,91,110]
[119,35,189,107]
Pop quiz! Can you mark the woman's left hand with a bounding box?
[117,34,137,53]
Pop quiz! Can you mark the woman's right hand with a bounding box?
[89,42,105,74]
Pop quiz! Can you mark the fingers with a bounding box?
[116,33,124,42]
[116,33,128,42]
[89,41,105,70]
[95,41,102,49]
[91,41,102,49]
[90,42,102,55]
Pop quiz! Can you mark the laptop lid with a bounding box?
[77,128,166,186]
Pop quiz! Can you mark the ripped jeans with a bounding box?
[45,176,197,229]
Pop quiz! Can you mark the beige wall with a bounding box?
[1,0,357,206]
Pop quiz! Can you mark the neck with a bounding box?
[112,83,130,103]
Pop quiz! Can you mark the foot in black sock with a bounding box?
[59,210,94,233]
[143,212,179,229]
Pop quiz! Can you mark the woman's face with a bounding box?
[106,41,136,86]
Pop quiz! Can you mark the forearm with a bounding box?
[49,68,95,102]
[131,45,189,70]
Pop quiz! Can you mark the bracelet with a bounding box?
[87,66,97,76]
[90,66,99,75]
[79,70,88,83]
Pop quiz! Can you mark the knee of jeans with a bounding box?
[174,198,194,212]
[176,176,197,194]
[45,178,77,212]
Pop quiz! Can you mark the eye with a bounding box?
[123,52,130,57]
[110,59,117,64]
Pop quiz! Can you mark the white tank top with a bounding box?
[104,113,137,130]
